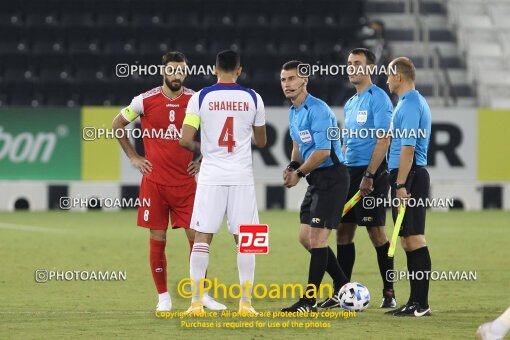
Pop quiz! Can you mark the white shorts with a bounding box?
[190,184,259,234]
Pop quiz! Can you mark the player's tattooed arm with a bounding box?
[112,113,152,174]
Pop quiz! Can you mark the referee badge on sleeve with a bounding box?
[299,130,312,144]
[356,110,368,125]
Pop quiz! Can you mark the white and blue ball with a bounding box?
[338,282,370,312]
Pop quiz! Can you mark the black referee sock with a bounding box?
[375,242,394,291]
[337,243,355,281]
[307,247,347,291]
[307,247,329,303]
[411,246,431,308]
[326,246,349,291]
[405,251,418,305]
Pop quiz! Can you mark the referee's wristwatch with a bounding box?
[363,170,375,179]
[296,169,306,178]
[395,183,406,190]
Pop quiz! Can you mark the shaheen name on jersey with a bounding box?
[184,83,266,186]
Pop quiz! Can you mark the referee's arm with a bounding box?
[395,103,420,192]
[367,137,390,175]
[285,105,333,188]
[396,145,414,187]
[284,146,330,188]
[395,145,414,208]
[298,105,335,174]
[360,95,392,195]
[283,141,306,185]
[360,136,390,196]
[291,141,304,164]
[395,104,421,202]
[297,149,329,174]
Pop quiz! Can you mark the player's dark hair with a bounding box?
[349,48,376,65]
[391,57,416,81]
[162,51,188,65]
[281,60,303,71]
[216,50,240,72]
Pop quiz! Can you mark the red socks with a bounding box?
[149,238,167,294]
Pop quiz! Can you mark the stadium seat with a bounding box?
[0,40,29,54]
[32,40,65,55]
[278,42,311,60]
[96,12,130,27]
[467,43,503,57]
[492,13,510,29]
[237,14,269,27]
[60,12,95,27]
[39,66,73,83]
[305,14,338,28]
[9,84,40,106]
[75,66,108,83]
[131,13,164,27]
[25,12,59,27]
[4,67,35,83]
[166,13,200,27]
[270,14,304,27]
[203,14,235,28]
[103,40,137,56]
[1,0,367,106]
[139,40,171,56]
[68,40,101,56]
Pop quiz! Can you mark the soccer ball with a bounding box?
[338,282,370,312]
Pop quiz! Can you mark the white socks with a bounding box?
[158,292,170,303]
[190,243,210,302]
[491,307,510,337]
[237,248,255,302]
[189,242,255,303]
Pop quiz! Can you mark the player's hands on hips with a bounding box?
[396,187,411,212]
[284,170,300,188]
[359,176,374,196]
[130,155,152,174]
[187,160,200,176]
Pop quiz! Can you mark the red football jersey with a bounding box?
[121,86,195,186]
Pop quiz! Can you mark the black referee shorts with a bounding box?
[300,163,350,229]
[389,167,430,237]
[340,163,390,227]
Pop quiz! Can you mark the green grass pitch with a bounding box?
[1,210,509,339]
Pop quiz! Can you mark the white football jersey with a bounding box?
[186,83,266,185]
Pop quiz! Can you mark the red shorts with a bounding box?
[137,176,196,230]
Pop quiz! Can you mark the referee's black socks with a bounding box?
[375,242,394,291]
[307,247,349,301]
[326,246,349,290]
[406,246,431,308]
[307,247,329,303]
[412,246,431,308]
[337,243,355,281]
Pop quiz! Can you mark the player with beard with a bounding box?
[112,51,225,312]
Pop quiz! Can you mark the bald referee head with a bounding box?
[386,57,416,96]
